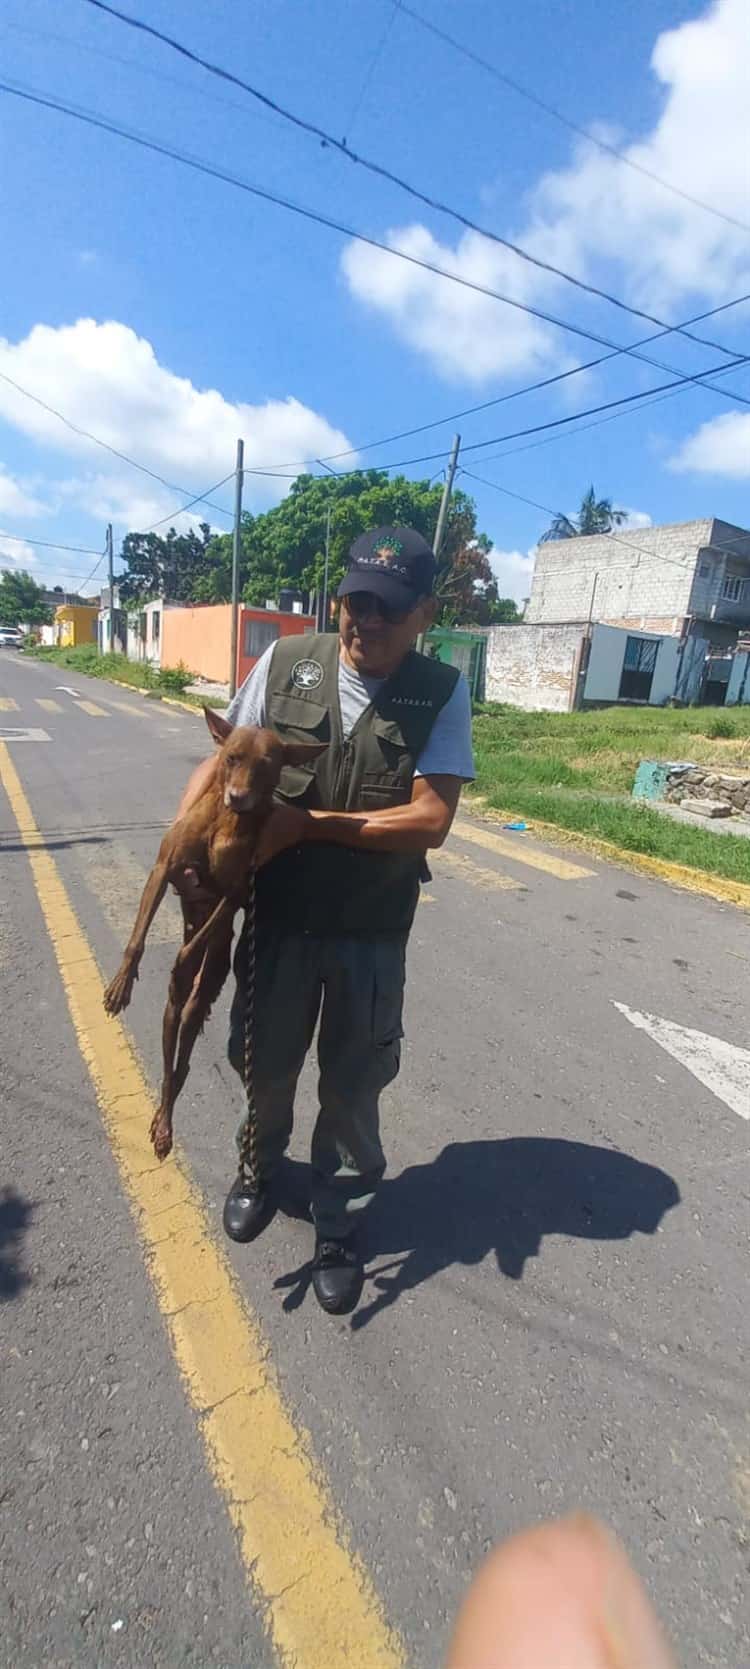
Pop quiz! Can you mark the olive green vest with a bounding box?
[255,632,460,936]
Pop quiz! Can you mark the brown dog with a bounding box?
[103,707,325,1160]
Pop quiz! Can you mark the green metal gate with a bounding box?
[424,628,486,702]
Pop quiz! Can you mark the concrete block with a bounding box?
[680,797,732,818]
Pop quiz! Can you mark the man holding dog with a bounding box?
[177,526,474,1314]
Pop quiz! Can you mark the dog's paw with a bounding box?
[103,966,134,1015]
[150,1111,173,1161]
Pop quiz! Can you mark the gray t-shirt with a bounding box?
[226,643,475,780]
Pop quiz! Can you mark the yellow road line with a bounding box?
[0,696,19,711]
[453,816,595,880]
[109,698,152,718]
[0,740,404,1669]
[433,847,526,892]
[75,699,109,718]
[35,698,64,713]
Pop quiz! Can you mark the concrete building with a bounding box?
[486,518,750,712]
[525,518,750,642]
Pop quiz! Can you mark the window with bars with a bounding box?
[722,575,745,603]
[243,617,280,659]
[619,635,659,701]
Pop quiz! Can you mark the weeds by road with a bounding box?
[23,643,206,703]
[471,704,750,884]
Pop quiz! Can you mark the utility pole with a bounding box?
[432,433,461,563]
[229,438,244,699]
[417,432,461,654]
[320,505,331,633]
[106,522,116,652]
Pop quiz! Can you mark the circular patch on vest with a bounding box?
[291,658,324,691]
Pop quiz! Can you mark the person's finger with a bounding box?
[445,1513,677,1669]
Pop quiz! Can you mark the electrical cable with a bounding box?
[80,0,750,354]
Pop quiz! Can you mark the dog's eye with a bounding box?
[226,753,239,767]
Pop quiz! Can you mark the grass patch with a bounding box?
[22,643,221,703]
[471,703,750,884]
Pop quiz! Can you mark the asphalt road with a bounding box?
[1,649,748,1669]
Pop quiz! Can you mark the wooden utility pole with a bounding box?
[229,438,244,699]
[106,522,117,652]
[432,433,461,562]
[417,433,461,654]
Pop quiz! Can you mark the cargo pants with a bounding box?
[228,929,406,1240]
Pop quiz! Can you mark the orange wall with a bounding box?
[161,604,232,683]
[161,604,316,687]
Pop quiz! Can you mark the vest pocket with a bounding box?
[277,764,318,803]
[359,782,411,809]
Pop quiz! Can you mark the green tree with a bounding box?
[0,569,52,628]
[540,485,627,542]
[117,523,217,604]
[205,470,504,626]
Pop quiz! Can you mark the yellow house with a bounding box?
[54,603,98,648]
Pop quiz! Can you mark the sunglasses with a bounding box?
[343,590,422,626]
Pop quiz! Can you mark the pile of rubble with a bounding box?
[665,766,750,819]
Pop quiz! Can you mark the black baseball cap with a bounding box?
[337,526,436,613]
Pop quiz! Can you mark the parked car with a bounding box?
[0,627,23,647]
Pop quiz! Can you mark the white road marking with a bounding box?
[613,1001,750,1122]
[55,685,82,696]
[0,727,51,743]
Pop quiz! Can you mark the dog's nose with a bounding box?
[225,787,246,809]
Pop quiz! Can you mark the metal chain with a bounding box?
[237,865,261,1193]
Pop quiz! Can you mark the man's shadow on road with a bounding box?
[0,1186,34,1301]
[275,1139,680,1329]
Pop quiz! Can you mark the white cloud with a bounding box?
[670,409,750,477]
[488,545,537,605]
[342,226,560,385]
[0,319,356,528]
[620,508,653,530]
[342,0,750,381]
[0,535,36,568]
[0,467,47,519]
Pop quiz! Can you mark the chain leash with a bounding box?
[237,864,261,1193]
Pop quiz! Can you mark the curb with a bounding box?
[465,795,750,912]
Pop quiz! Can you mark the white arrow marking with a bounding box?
[0,727,51,743]
[55,685,82,696]
[613,1001,750,1121]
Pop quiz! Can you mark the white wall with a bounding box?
[486,623,582,711]
[650,636,681,705]
[583,625,628,702]
[584,624,680,705]
[727,652,750,705]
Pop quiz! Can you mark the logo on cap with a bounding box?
[371,537,403,566]
[291,659,324,691]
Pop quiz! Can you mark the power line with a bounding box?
[334,353,750,474]
[80,0,749,361]
[0,530,103,555]
[250,295,750,471]
[0,363,235,518]
[461,468,750,568]
[398,2,750,237]
[3,76,750,425]
[341,0,402,146]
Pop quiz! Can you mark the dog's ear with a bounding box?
[203,706,233,746]
[279,739,328,767]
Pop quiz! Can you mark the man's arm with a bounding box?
[256,776,463,865]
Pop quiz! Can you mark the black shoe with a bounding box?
[223,1176,276,1243]
[311,1235,363,1315]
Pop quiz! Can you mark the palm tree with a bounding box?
[540,485,628,542]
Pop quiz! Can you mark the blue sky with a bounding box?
[0,0,748,602]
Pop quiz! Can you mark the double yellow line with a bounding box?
[0,741,404,1669]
